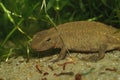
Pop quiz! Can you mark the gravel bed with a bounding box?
[0,51,120,80]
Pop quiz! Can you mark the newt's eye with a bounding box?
[46,38,51,41]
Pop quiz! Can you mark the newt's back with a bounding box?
[31,21,120,51]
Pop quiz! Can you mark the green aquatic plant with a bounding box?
[0,0,120,62]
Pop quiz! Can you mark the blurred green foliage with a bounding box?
[0,0,120,61]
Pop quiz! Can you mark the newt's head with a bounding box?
[30,30,58,51]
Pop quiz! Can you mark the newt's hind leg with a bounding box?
[88,51,105,62]
[81,45,106,62]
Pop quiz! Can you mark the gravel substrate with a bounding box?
[0,51,120,80]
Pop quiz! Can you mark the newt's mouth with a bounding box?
[31,47,55,52]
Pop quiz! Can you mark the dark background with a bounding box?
[0,0,120,61]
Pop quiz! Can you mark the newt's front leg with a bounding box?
[51,47,67,62]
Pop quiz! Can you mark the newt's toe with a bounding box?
[80,55,103,62]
